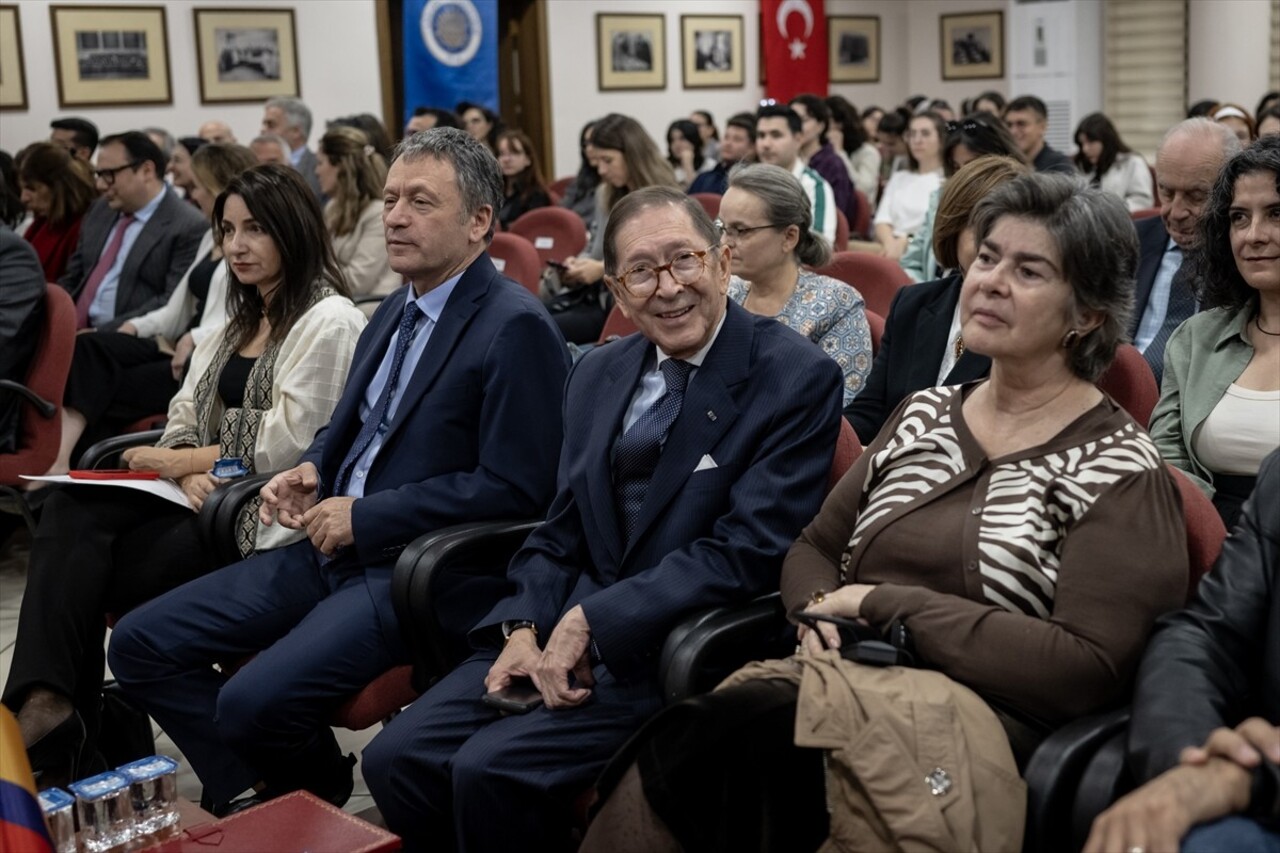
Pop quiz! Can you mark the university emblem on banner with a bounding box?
[420,0,482,67]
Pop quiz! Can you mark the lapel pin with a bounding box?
[706,410,717,421]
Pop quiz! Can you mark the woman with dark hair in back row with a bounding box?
[16,141,98,280]
[3,164,366,789]
[1073,112,1154,212]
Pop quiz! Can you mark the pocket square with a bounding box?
[693,454,718,472]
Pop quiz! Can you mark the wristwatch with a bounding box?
[501,620,538,643]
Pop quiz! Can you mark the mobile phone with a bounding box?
[546,259,568,272]
[481,679,544,714]
[68,469,161,480]
[794,610,881,645]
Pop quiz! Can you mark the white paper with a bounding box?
[21,475,193,510]
[534,236,555,249]
[491,257,507,272]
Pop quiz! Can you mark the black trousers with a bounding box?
[3,486,211,745]
[64,333,179,453]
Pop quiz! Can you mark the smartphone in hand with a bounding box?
[482,678,544,714]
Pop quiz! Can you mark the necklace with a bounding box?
[1256,315,1280,337]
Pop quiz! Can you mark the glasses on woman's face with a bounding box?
[713,219,775,241]
[610,245,719,298]
[94,161,142,186]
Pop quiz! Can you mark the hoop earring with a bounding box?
[1062,329,1081,349]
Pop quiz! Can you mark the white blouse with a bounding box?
[873,169,943,237]
[1193,383,1280,475]
[1092,153,1154,212]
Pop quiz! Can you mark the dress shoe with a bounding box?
[27,710,86,791]
[207,753,357,817]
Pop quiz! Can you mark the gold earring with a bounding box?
[1062,329,1081,348]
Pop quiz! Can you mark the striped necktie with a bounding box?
[612,358,693,544]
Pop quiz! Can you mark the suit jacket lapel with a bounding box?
[908,276,961,390]
[1131,218,1169,339]
[117,195,171,311]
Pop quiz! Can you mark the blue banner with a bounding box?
[403,0,499,128]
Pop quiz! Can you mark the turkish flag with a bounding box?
[762,0,828,102]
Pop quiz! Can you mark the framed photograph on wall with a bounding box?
[680,15,743,89]
[829,16,880,84]
[0,5,28,111]
[194,8,299,104]
[940,11,1004,80]
[49,5,171,108]
[597,13,665,91]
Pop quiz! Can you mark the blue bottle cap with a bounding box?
[117,755,179,782]
[68,771,130,800]
[212,457,250,478]
[38,787,75,812]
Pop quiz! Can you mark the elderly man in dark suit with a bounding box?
[58,131,206,333]
[1132,118,1241,383]
[108,127,571,815]
[362,186,845,852]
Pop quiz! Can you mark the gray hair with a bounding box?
[250,134,291,157]
[264,97,313,139]
[1158,117,1242,162]
[392,127,503,241]
[143,127,175,162]
[727,162,831,267]
[602,186,720,276]
[970,172,1137,382]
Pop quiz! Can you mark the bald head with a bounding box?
[199,120,237,145]
[1155,118,1241,249]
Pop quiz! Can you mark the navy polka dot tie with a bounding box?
[612,358,693,544]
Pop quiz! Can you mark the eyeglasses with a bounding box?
[610,244,719,297]
[94,161,143,186]
[714,219,776,240]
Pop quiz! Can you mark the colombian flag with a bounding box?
[0,705,54,853]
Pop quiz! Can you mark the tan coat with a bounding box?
[720,654,1025,853]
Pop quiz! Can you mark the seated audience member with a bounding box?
[849,155,1029,444]
[754,105,837,244]
[167,136,209,200]
[144,127,176,169]
[861,105,885,143]
[261,97,321,197]
[329,113,395,161]
[249,134,291,166]
[1150,136,1280,528]
[585,173,1189,853]
[789,95,858,226]
[926,98,956,122]
[689,112,755,196]
[58,131,207,332]
[901,112,1025,283]
[560,119,602,231]
[316,126,400,297]
[1259,106,1280,139]
[1074,112,1155,211]
[1259,91,1280,119]
[404,107,461,138]
[825,94,882,206]
[873,111,946,260]
[1004,95,1075,174]
[1188,99,1220,119]
[16,142,97,281]
[361,185,844,851]
[457,101,502,155]
[690,109,719,162]
[1134,119,1241,383]
[0,228,46,455]
[972,90,1006,117]
[108,128,570,816]
[39,145,259,477]
[666,119,713,190]
[4,164,366,789]
[198,121,237,145]
[49,117,98,163]
[496,129,551,229]
[721,163,872,405]
[557,113,679,344]
[0,151,20,229]
[875,109,910,183]
[1085,449,1280,853]
[1214,103,1258,146]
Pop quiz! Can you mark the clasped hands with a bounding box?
[258,462,355,556]
[794,583,877,656]
[1083,717,1279,853]
[485,605,595,710]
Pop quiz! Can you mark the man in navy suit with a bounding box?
[362,186,844,851]
[1131,119,1240,382]
[108,128,570,813]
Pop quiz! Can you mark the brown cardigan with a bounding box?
[782,383,1188,725]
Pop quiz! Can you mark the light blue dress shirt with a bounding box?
[88,187,168,327]
[1134,240,1181,353]
[289,145,306,168]
[342,275,462,498]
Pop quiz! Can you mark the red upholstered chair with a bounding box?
[488,232,543,295]
[691,193,721,220]
[0,284,77,531]
[828,416,862,493]
[1165,463,1227,600]
[548,175,574,205]
[1130,206,1161,221]
[833,208,850,252]
[865,309,884,357]
[851,189,871,240]
[1096,343,1159,428]
[508,207,588,266]
[814,251,911,317]
[597,305,638,344]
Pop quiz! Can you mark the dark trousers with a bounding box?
[362,654,664,853]
[106,540,407,803]
[2,487,209,746]
[65,332,178,453]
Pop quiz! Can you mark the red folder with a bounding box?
[148,791,400,852]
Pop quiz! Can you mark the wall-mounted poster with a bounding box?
[829,16,879,84]
[597,13,665,91]
[0,5,28,111]
[50,5,172,107]
[681,15,744,89]
[194,8,300,104]
[940,11,1005,80]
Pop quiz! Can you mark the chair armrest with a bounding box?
[77,429,166,470]
[391,519,540,690]
[197,473,273,568]
[658,593,791,704]
[1023,706,1131,853]
[1069,728,1135,851]
[0,379,56,419]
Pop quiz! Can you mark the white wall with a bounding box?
[1187,0,1273,114]
[0,0,383,154]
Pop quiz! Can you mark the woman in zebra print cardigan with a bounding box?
[583,173,1189,852]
